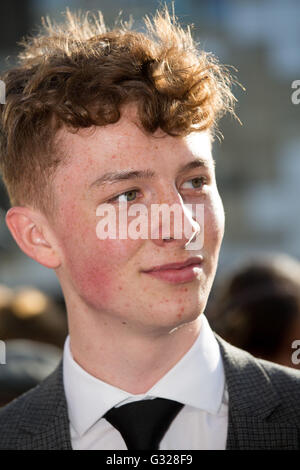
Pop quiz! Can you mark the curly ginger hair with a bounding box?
[0,7,237,214]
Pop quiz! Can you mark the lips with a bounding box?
[143,256,203,273]
[142,257,203,284]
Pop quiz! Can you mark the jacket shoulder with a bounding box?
[215,334,300,423]
[0,361,67,450]
[0,383,43,449]
[257,357,300,412]
[225,336,300,389]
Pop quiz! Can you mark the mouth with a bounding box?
[141,257,203,284]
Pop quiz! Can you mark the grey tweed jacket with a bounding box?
[0,334,300,450]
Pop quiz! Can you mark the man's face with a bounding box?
[51,106,225,333]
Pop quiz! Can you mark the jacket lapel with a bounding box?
[215,334,299,449]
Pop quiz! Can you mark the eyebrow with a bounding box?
[89,158,213,189]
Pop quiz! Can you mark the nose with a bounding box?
[150,190,201,249]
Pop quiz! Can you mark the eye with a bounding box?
[109,189,139,204]
[181,177,206,190]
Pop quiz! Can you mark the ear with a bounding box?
[5,206,61,269]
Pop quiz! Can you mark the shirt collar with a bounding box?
[63,314,225,436]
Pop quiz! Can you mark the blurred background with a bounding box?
[0,0,300,403]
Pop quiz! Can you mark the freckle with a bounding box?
[122,321,127,324]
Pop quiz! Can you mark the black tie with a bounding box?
[104,398,184,450]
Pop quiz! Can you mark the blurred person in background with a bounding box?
[0,6,300,450]
[0,339,62,407]
[0,284,67,406]
[209,254,300,369]
[0,285,68,349]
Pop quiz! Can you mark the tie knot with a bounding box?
[104,398,184,450]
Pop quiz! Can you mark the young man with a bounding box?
[0,8,300,450]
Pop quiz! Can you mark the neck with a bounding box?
[67,303,202,394]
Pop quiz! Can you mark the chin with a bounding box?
[153,302,203,331]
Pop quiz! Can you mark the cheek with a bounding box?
[204,194,225,249]
[69,255,113,304]
[58,209,142,304]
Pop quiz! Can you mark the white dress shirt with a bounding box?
[63,314,228,450]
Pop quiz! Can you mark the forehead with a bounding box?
[54,107,213,188]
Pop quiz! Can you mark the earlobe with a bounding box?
[5,207,61,269]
